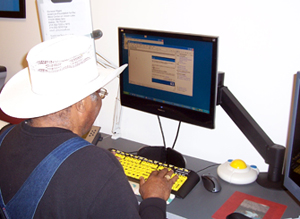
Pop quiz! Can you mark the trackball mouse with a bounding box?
[201,174,221,193]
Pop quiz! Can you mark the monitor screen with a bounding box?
[118,28,218,129]
[284,72,300,202]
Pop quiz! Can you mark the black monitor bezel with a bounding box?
[284,72,300,202]
[118,27,218,129]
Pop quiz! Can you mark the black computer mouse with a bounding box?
[201,174,221,193]
[226,212,251,219]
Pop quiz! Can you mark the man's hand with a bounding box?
[111,150,121,160]
[139,168,178,201]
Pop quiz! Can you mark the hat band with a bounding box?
[29,46,99,95]
[33,48,92,73]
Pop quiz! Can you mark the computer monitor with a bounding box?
[284,72,300,202]
[118,27,218,129]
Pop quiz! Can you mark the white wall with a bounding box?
[1,0,300,172]
[0,1,41,80]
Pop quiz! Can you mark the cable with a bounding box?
[196,164,220,174]
[157,116,182,149]
[172,121,181,149]
[157,115,166,148]
[95,52,118,69]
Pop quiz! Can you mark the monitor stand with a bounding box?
[137,146,186,168]
[217,72,285,190]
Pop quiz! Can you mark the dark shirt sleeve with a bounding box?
[139,198,166,219]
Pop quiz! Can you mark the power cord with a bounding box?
[196,164,220,174]
[172,121,181,149]
[157,115,182,150]
[157,116,166,148]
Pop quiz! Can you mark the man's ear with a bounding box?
[75,99,86,113]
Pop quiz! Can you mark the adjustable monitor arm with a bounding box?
[217,72,285,189]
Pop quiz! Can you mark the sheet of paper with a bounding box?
[37,0,93,41]
[129,181,176,205]
[166,212,187,219]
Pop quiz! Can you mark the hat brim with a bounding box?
[0,64,127,119]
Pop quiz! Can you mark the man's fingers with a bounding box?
[157,168,168,177]
[143,168,178,184]
[139,176,145,186]
[161,169,175,180]
[111,151,121,160]
[169,174,179,184]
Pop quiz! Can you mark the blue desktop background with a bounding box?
[120,33,214,114]
[0,0,20,12]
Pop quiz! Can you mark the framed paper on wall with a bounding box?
[0,0,26,18]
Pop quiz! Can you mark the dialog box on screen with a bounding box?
[127,41,194,97]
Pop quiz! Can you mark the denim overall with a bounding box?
[0,125,91,219]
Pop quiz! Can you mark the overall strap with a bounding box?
[0,125,15,146]
[3,136,91,219]
[0,125,16,219]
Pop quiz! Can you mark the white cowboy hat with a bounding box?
[0,35,127,119]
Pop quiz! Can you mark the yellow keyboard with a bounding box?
[111,149,200,198]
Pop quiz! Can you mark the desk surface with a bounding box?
[97,134,300,219]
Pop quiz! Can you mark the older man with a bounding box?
[0,35,177,219]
